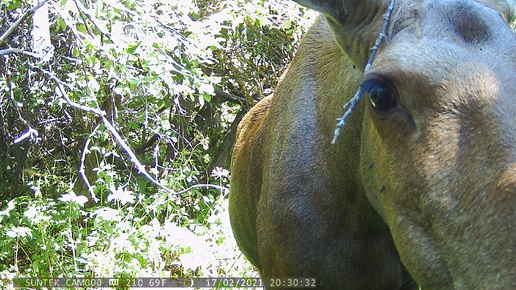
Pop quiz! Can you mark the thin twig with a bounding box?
[174,184,229,196]
[0,0,51,46]
[79,125,99,203]
[331,0,396,144]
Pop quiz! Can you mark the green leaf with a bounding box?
[128,121,139,129]
[6,0,21,11]
[77,24,87,33]
[104,60,114,70]
[126,42,141,54]
[56,16,66,32]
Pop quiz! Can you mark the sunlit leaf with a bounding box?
[126,42,141,54]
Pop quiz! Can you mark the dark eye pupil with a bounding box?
[363,81,397,111]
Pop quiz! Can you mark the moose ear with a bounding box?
[292,0,386,70]
[293,0,348,22]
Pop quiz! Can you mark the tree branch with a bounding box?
[79,128,99,203]
[0,48,42,58]
[331,0,396,144]
[135,134,159,155]
[213,86,248,105]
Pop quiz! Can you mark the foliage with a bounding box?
[0,0,315,286]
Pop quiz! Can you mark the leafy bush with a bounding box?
[0,0,315,286]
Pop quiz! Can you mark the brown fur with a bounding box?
[229,0,516,289]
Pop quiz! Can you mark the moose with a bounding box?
[229,0,516,288]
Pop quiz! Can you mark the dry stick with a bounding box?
[37,67,228,197]
[331,0,397,144]
[0,0,51,46]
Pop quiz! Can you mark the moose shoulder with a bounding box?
[229,0,516,289]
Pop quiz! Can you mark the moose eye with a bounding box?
[362,79,397,111]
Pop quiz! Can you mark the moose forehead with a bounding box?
[391,0,506,43]
[371,0,516,104]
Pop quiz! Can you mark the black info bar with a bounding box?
[12,277,317,288]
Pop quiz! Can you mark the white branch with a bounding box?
[0,48,42,58]
[32,0,53,62]
[79,127,99,203]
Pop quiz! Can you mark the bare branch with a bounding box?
[79,128,99,203]
[0,48,42,58]
[13,127,40,144]
[331,0,396,144]
[213,86,247,105]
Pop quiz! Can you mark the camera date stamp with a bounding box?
[12,277,317,288]
[209,277,316,288]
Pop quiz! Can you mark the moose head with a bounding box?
[230,0,516,288]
